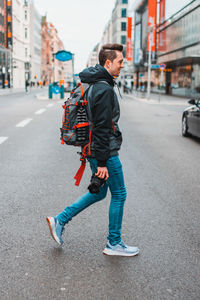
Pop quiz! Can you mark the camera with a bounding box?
[88,173,106,194]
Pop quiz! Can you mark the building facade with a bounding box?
[87,43,100,67]
[112,0,129,58]
[41,19,68,85]
[157,0,200,97]
[12,0,28,88]
[41,16,53,84]
[132,0,158,91]
[23,0,31,83]
[0,0,12,88]
[29,1,41,85]
[132,0,200,97]
[100,20,113,46]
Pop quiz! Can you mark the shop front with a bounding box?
[0,47,11,88]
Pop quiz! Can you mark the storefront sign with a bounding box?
[158,0,166,52]
[147,0,157,52]
[126,17,133,61]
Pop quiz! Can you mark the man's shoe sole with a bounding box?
[103,248,139,257]
[46,217,62,246]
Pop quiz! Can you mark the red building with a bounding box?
[41,16,66,84]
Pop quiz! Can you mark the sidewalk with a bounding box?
[0,87,47,97]
[0,87,25,96]
[123,91,190,106]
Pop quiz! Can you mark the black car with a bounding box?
[182,99,200,138]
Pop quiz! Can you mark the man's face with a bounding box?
[106,51,124,77]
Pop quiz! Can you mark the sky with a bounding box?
[34,0,116,73]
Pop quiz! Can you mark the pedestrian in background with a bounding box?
[25,79,29,93]
[46,43,139,257]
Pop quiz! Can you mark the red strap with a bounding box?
[74,123,94,185]
[88,124,93,156]
[74,122,89,129]
[80,83,84,97]
[112,121,115,133]
[74,160,86,186]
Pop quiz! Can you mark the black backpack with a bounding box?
[60,82,93,186]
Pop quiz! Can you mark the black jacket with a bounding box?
[79,64,122,167]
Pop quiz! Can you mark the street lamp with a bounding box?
[53,50,74,86]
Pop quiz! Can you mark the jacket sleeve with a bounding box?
[92,88,114,167]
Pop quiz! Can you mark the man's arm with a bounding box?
[92,87,114,175]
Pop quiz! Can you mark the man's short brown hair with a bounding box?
[99,43,123,66]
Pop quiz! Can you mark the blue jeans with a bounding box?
[57,155,127,245]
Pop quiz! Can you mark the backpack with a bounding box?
[60,82,93,186]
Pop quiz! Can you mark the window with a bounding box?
[121,22,126,31]
[25,10,27,20]
[121,8,127,18]
[25,48,27,57]
[121,35,126,45]
[25,28,27,39]
[122,0,128,3]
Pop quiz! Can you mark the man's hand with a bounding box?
[95,167,109,180]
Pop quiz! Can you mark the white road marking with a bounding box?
[35,108,46,115]
[16,118,33,127]
[0,137,8,144]
[46,103,54,108]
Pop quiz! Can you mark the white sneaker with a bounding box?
[103,240,139,257]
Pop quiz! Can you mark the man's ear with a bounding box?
[105,59,111,69]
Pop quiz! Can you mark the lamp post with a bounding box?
[147,25,154,100]
[72,53,75,87]
[49,50,74,99]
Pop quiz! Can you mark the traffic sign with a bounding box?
[52,85,60,94]
[159,64,166,70]
[55,50,73,62]
[151,64,160,69]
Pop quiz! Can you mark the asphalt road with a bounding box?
[0,91,199,300]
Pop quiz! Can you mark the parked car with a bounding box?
[182,99,200,138]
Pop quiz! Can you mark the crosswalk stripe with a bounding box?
[0,137,8,144]
[46,103,54,108]
[16,118,33,127]
[35,108,46,115]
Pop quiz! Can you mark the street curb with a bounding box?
[123,93,188,106]
[0,88,25,96]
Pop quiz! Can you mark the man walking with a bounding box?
[46,44,139,256]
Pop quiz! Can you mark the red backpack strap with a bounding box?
[80,82,84,97]
[74,158,86,186]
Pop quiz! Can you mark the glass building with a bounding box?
[157,0,200,97]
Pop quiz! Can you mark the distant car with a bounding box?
[182,99,200,138]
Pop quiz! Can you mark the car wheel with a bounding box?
[182,115,189,137]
